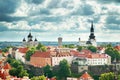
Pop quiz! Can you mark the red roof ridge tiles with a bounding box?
[18,47,29,53]
[32,51,51,58]
[80,72,93,79]
[4,63,11,70]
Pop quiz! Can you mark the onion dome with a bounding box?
[28,32,33,38]
[23,38,26,42]
[34,38,37,41]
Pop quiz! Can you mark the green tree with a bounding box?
[99,72,115,80]
[9,68,17,76]
[87,46,97,52]
[118,75,120,80]
[77,46,83,51]
[8,58,29,78]
[105,47,120,62]
[43,65,53,78]
[31,75,46,80]
[36,43,47,52]
[58,59,71,80]
[9,65,29,78]
[25,48,35,61]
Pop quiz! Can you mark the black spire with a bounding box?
[28,32,33,38]
[89,21,95,40]
[34,38,37,41]
[90,21,94,32]
[23,38,26,41]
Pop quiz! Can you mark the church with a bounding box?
[22,32,39,47]
[78,22,97,47]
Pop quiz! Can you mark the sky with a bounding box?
[0,0,120,42]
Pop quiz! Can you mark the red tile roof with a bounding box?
[0,70,9,79]
[114,46,120,51]
[18,48,29,53]
[71,50,109,59]
[80,72,93,80]
[32,51,51,58]
[4,63,11,70]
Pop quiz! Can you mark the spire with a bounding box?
[28,32,33,38]
[34,38,37,41]
[90,21,94,33]
[23,38,26,42]
[89,21,95,40]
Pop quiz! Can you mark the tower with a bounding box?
[58,37,62,48]
[89,21,95,40]
[22,38,26,47]
[22,31,38,47]
[28,32,33,42]
[86,22,97,47]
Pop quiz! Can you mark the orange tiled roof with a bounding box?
[114,46,120,51]
[32,51,51,58]
[71,50,109,59]
[18,47,29,53]
[0,70,9,79]
[4,63,11,70]
[80,72,93,79]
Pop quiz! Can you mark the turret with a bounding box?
[58,37,62,48]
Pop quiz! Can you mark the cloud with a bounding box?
[25,0,44,4]
[0,0,21,22]
[106,15,120,24]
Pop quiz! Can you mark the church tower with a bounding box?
[89,21,95,40]
[86,22,97,47]
[22,31,38,47]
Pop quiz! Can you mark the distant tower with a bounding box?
[58,36,62,48]
[34,37,38,47]
[86,21,97,47]
[22,38,26,46]
[22,31,38,47]
[79,37,81,42]
[28,32,33,42]
[89,21,95,40]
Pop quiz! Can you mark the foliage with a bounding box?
[8,58,29,78]
[36,43,47,52]
[43,65,53,78]
[31,75,46,80]
[58,59,71,80]
[25,48,35,61]
[77,46,83,51]
[118,75,120,80]
[105,47,120,62]
[87,46,97,52]
[99,72,115,80]
[2,47,9,53]
[63,44,76,48]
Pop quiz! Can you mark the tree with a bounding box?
[9,65,29,78]
[99,72,115,80]
[31,75,46,80]
[87,46,97,52]
[36,43,47,52]
[8,58,29,78]
[77,46,83,51]
[25,49,35,61]
[58,59,71,80]
[105,47,120,62]
[43,65,53,78]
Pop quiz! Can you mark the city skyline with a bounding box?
[0,0,120,42]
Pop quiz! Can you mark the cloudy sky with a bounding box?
[0,0,120,42]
